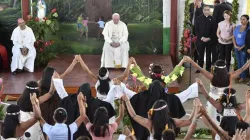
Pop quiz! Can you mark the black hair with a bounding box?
[203,4,210,9]
[150,64,165,86]
[90,107,109,137]
[236,121,250,131]
[40,67,60,125]
[3,105,20,138]
[241,15,249,31]
[151,100,176,140]
[54,108,67,123]
[17,81,40,112]
[220,88,237,109]
[162,129,176,140]
[214,0,220,4]
[211,60,230,87]
[100,16,104,21]
[97,67,111,95]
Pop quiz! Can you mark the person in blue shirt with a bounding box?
[233,15,249,82]
[97,16,105,40]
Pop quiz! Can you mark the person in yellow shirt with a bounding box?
[76,14,83,38]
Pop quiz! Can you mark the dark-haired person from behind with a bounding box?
[82,99,124,140]
[34,92,85,140]
[232,15,250,82]
[162,129,175,140]
[39,56,78,125]
[17,80,55,140]
[2,104,41,139]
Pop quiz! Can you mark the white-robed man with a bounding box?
[101,13,129,68]
[11,18,36,75]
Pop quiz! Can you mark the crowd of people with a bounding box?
[1,55,250,140]
[190,0,250,84]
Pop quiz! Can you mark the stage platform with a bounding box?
[1,55,179,100]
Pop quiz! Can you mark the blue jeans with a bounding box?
[234,48,247,78]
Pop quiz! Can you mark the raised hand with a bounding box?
[232,129,246,140]
[113,78,121,85]
[196,78,203,86]
[121,94,129,102]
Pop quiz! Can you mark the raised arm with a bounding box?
[38,72,56,104]
[16,93,43,136]
[244,90,250,124]
[74,92,85,127]
[183,102,201,140]
[115,100,125,126]
[121,94,152,130]
[81,94,90,125]
[77,55,98,83]
[200,106,231,140]
[196,78,223,112]
[184,56,213,80]
[117,57,135,82]
[173,99,198,128]
[231,60,250,79]
[60,56,78,79]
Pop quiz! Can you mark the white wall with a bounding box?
[163,0,171,28]
[237,0,247,25]
[177,0,186,51]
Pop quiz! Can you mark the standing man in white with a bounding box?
[101,13,129,68]
[11,18,36,75]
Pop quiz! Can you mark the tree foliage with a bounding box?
[112,0,162,24]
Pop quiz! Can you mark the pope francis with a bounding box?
[101,13,129,68]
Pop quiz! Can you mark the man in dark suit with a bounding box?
[213,0,232,25]
[189,0,203,32]
[195,5,216,73]
[189,0,203,63]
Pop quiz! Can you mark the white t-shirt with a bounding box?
[98,21,105,28]
[43,122,78,140]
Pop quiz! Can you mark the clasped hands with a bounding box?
[20,47,29,56]
[201,37,210,42]
[110,42,120,48]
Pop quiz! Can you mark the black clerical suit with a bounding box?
[189,3,203,63]
[213,2,232,25]
[195,14,216,71]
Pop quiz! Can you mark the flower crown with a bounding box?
[26,85,39,90]
[6,112,20,116]
[149,63,164,77]
[148,104,167,116]
[99,68,109,80]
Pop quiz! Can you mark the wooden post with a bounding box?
[170,0,178,65]
[22,0,29,20]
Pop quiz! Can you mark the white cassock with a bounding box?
[101,20,129,68]
[11,26,36,72]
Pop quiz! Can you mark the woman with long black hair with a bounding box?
[76,55,135,103]
[38,56,79,125]
[2,104,40,139]
[60,83,116,139]
[17,77,55,139]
